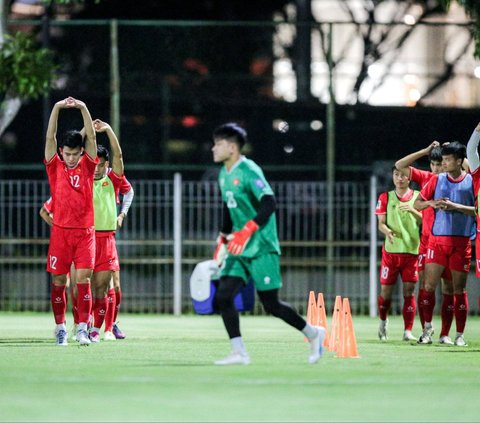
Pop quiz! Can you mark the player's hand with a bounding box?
[426,140,440,153]
[227,220,259,255]
[93,119,111,133]
[117,212,125,229]
[213,232,228,266]
[386,230,395,244]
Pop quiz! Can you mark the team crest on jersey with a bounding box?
[102,181,109,187]
[233,179,240,185]
[255,179,265,188]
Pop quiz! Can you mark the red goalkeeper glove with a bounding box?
[227,220,259,255]
[213,232,228,267]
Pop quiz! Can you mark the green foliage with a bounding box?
[439,0,480,57]
[0,32,57,99]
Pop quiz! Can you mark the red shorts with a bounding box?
[475,239,480,277]
[426,238,471,273]
[380,249,418,285]
[94,232,119,272]
[47,226,95,275]
[418,243,452,280]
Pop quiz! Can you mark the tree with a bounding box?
[274,0,478,105]
[0,0,56,138]
[440,0,480,56]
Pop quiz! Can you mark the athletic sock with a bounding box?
[76,283,93,325]
[114,288,122,323]
[440,294,454,337]
[421,290,436,324]
[230,336,246,354]
[377,295,391,321]
[104,288,116,332]
[402,295,416,331]
[302,323,318,340]
[417,288,426,329]
[454,293,468,333]
[51,284,67,324]
[93,297,108,331]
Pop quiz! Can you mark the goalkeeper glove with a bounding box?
[213,232,229,267]
[227,220,259,255]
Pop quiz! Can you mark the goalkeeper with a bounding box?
[211,122,325,366]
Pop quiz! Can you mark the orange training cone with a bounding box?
[316,292,329,348]
[305,291,318,342]
[336,298,359,358]
[328,295,342,352]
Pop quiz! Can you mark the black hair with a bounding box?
[441,141,466,161]
[429,146,442,163]
[391,165,399,172]
[60,130,83,150]
[212,122,247,149]
[97,145,110,162]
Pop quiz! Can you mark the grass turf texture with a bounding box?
[1,312,480,422]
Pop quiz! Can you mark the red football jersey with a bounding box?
[45,154,98,228]
[409,167,435,239]
[107,168,132,203]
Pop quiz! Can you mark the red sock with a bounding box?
[440,294,454,337]
[104,288,116,332]
[421,290,436,324]
[69,285,79,324]
[377,295,391,321]
[93,297,108,330]
[417,288,426,329]
[76,283,92,325]
[454,293,468,333]
[402,295,416,331]
[51,284,67,324]
[114,288,122,322]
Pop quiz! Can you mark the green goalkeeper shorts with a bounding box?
[220,252,282,291]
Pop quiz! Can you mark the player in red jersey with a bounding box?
[87,119,128,342]
[395,142,456,345]
[104,168,134,340]
[44,97,98,346]
[414,142,475,346]
[466,122,480,319]
[375,167,422,342]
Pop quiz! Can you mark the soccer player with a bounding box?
[103,171,134,340]
[414,142,475,346]
[87,119,128,342]
[211,122,325,365]
[375,167,422,342]
[466,123,480,320]
[395,142,456,344]
[44,96,98,346]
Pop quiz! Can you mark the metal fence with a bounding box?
[1,176,479,315]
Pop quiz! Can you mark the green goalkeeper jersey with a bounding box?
[219,156,281,258]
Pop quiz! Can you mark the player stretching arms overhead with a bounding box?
[44,97,98,346]
[88,119,127,342]
[211,122,325,365]
[104,170,134,340]
[375,167,422,342]
[414,142,475,346]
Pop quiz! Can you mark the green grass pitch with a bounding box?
[1,312,480,422]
